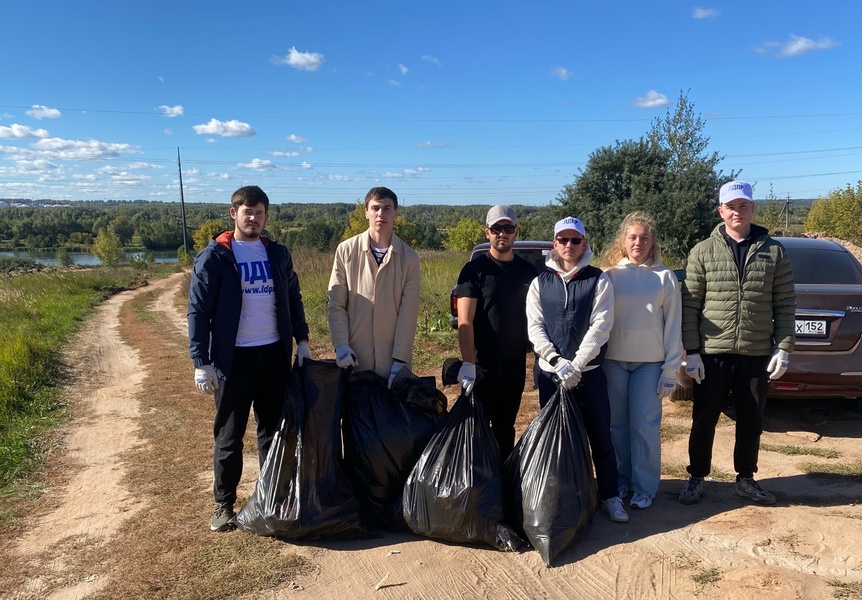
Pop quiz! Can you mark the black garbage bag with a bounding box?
[504,382,597,566]
[343,366,447,529]
[235,359,372,539]
[403,392,523,551]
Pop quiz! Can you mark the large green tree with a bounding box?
[443,218,485,251]
[92,227,123,267]
[805,181,862,244]
[558,91,725,262]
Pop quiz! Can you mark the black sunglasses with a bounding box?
[555,237,584,246]
[489,224,517,234]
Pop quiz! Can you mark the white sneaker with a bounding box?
[602,496,629,523]
[630,493,652,509]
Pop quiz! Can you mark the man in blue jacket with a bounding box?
[188,185,311,532]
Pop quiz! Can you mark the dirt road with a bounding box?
[5,271,862,599]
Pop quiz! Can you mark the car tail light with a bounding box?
[450,293,458,318]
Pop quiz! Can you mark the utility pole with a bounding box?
[785,194,792,230]
[177,147,189,254]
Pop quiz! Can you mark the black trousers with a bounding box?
[212,341,289,505]
[536,364,620,501]
[687,353,771,479]
[474,356,528,461]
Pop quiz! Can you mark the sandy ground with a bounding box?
[6,269,862,600]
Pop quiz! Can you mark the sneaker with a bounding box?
[679,477,704,505]
[736,477,776,504]
[602,496,629,523]
[210,502,236,532]
[630,493,653,509]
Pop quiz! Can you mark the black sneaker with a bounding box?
[210,502,236,532]
[679,476,704,505]
[736,477,776,504]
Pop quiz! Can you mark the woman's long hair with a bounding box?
[600,211,661,268]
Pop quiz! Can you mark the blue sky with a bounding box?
[1,1,860,206]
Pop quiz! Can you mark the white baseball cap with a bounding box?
[553,216,586,239]
[719,181,754,204]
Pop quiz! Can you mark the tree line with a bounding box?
[4,91,857,264]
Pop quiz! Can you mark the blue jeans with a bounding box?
[603,360,662,498]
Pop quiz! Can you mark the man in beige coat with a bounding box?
[327,186,421,387]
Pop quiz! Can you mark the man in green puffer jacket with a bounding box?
[679,180,796,506]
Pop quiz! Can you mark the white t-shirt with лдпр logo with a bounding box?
[232,239,279,347]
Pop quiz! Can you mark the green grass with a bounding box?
[0,266,169,496]
[761,443,841,459]
[692,566,722,586]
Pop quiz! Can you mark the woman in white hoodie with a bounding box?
[600,211,683,510]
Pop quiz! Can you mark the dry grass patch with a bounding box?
[799,459,862,484]
[660,422,689,442]
[761,443,841,459]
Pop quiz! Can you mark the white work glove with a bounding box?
[684,353,705,385]
[657,373,677,397]
[194,364,218,394]
[458,362,476,395]
[553,358,581,389]
[767,349,790,380]
[388,361,404,389]
[335,344,358,369]
[296,341,311,367]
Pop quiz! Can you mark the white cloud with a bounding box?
[421,55,441,67]
[0,124,49,139]
[633,89,670,108]
[757,34,839,57]
[692,7,719,19]
[305,146,314,153]
[127,161,164,170]
[26,105,62,120]
[286,134,305,143]
[32,137,141,159]
[301,161,313,170]
[398,63,409,76]
[327,174,365,182]
[207,172,230,180]
[404,167,431,176]
[551,66,574,81]
[192,118,256,137]
[157,104,184,117]
[272,46,324,71]
[415,141,454,149]
[271,150,300,157]
[14,158,62,173]
[381,172,402,178]
[388,80,401,87]
[237,158,279,171]
[158,75,165,82]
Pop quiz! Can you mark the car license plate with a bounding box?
[796,319,827,336]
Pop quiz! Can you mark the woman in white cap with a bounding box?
[526,216,628,523]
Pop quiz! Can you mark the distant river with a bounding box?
[0,249,180,267]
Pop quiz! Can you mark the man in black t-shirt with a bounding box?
[454,205,537,458]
